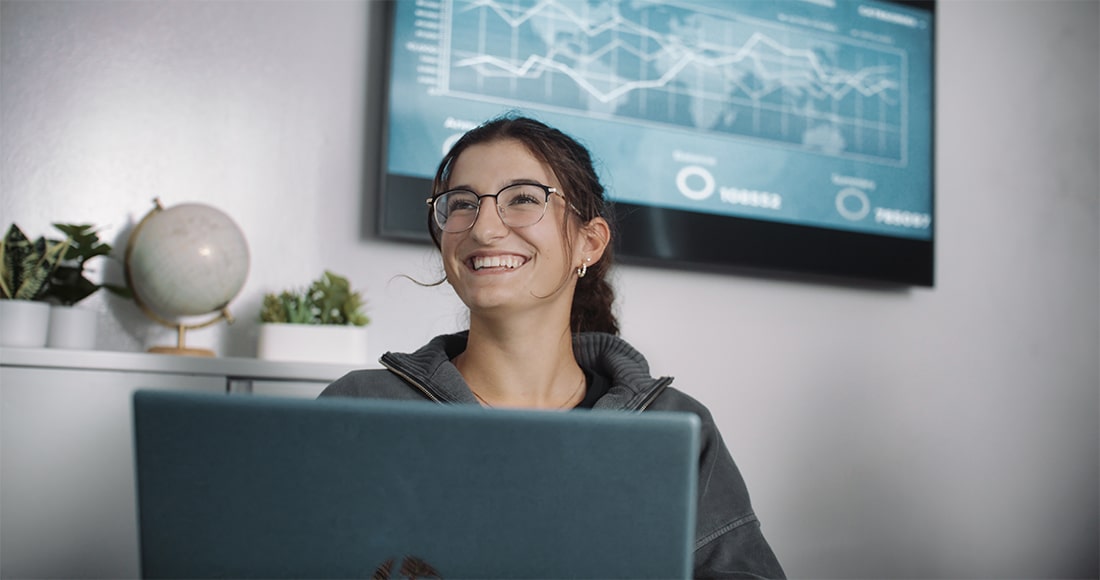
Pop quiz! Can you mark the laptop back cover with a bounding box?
[133,390,699,579]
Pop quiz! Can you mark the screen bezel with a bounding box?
[373,0,936,287]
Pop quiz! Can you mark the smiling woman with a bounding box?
[320,114,786,578]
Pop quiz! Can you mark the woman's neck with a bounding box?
[455,315,585,409]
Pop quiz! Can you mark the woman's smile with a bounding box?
[469,253,529,272]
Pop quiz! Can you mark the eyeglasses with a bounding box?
[427,182,575,233]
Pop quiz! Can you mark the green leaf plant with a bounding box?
[44,223,131,306]
[0,224,69,301]
[1,223,131,305]
[260,270,370,326]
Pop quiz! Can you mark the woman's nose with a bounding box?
[468,197,507,241]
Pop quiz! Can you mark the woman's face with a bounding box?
[439,138,580,317]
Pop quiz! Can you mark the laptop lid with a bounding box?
[132,390,699,579]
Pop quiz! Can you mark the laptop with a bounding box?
[132,390,700,579]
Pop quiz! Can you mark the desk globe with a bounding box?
[124,199,249,356]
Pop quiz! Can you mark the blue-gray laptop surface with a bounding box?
[132,390,700,579]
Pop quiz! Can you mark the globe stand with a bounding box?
[144,309,235,357]
[131,296,234,358]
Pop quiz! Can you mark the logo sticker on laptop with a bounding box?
[370,555,442,579]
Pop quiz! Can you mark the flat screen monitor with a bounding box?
[377,0,935,286]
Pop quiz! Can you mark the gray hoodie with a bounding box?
[320,331,785,579]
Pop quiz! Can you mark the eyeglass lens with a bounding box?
[433,184,551,232]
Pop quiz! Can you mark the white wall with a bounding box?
[2,1,1096,577]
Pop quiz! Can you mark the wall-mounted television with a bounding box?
[377,0,935,287]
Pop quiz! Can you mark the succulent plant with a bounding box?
[260,270,369,326]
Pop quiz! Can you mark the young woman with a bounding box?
[320,115,785,578]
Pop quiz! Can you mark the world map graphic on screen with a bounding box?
[446,0,907,163]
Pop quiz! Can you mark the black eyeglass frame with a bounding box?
[425,182,580,233]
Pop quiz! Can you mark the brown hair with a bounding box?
[428,114,619,335]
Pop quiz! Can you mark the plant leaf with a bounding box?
[53,223,112,263]
[15,237,68,300]
[2,224,33,299]
[47,265,98,306]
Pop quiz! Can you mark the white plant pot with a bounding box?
[0,300,51,348]
[257,323,369,365]
[47,305,99,350]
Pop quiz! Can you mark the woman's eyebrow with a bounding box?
[502,178,547,187]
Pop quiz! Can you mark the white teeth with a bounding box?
[472,255,525,270]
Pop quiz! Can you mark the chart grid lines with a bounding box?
[438,0,909,166]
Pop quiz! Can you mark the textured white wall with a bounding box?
[2,1,1097,577]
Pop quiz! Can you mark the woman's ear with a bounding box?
[576,217,611,266]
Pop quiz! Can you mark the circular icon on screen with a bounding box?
[835,187,871,221]
[676,166,715,201]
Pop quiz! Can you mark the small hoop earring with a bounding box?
[576,257,591,278]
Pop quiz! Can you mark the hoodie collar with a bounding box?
[379,332,671,411]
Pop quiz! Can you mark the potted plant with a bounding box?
[256,270,371,365]
[42,224,125,303]
[1,224,71,347]
[40,224,129,349]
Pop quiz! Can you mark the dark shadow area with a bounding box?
[613,202,933,290]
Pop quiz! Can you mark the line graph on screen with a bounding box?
[438,0,909,165]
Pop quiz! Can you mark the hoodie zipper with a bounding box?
[633,377,674,412]
[380,358,446,403]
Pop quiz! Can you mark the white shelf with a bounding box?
[0,346,365,383]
